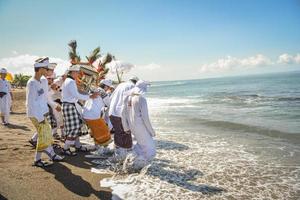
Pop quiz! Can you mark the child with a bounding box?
[26,57,64,167]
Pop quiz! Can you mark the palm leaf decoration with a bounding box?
[102,53,113,66]
[97,53,113,75]
[86,47,101,65]
[68,40,81,64]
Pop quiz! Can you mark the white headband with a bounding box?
[0,68,7,74]
[34,60,49,68]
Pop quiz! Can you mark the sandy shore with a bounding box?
[0,89,112,200]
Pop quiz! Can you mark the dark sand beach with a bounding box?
[0,89,112,200]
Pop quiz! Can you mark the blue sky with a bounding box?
[0,0,299,81]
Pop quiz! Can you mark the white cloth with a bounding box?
[0,68,7,74]
[82,96,105,120]
[108,81,134,117]
[48,88,61,102]
[26,77,49,122]
[121,94,156,161]
[0,79,11,118]
[48,89,63,128]
[34,59,49,68]
[61,77,89,103]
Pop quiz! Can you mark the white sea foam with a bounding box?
[91,131,300,200]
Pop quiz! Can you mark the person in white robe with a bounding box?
[121,80,156,170]
[0,68,13,125]
[108,76,139,161]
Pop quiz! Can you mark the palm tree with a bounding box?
[13,74,31,88]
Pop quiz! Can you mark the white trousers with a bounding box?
[0,94,10,123]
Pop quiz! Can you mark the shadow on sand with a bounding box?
[11,112,26,115]
[7,123,31,131]
[44,153,112,200]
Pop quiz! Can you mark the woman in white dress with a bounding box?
[122,80,156,169]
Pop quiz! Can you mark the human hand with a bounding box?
[151,132,156,137]
[55,105,61,112]
[90,92,99,99]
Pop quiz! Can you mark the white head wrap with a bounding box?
[68,65,81,72]
[131,80,150,95]
[0,68,7,74]
[48,63,57,70]
[34,57,49,68]
[100,79,113,87]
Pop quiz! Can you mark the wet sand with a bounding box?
[0,89,112,200]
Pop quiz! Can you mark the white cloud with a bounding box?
[137,63,161,70]
[0,54,70,76]
[106,60,135,75]
[278,53,300,64]
[199,54,272,73]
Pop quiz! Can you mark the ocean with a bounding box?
[96,71,300,199]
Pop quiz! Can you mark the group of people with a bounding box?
[1,57,156,169]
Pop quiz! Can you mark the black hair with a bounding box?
[99,83,106,89]
[131,79,137,84]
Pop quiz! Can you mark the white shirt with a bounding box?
[108,81,134,117]
[82,96,105,120]
[0,79,11,94]
[61,77,89,103]
[26,77,49,122]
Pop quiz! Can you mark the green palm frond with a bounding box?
[68,40,77,49]
[87,47,101,64]
[68,40,80,63]
[103,53,113,66]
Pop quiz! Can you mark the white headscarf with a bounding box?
[131,80,150,95]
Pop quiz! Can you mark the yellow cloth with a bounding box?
[5,73,13,82]
[85,118,111,146]
[30,117,53,151]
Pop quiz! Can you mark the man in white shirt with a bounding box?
[0,68,13,125]
[61,65,98,156]
[108,76,138,161]
[26,57,64,167]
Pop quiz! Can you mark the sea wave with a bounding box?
[151,81,187,88]
[180,117,300,143]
